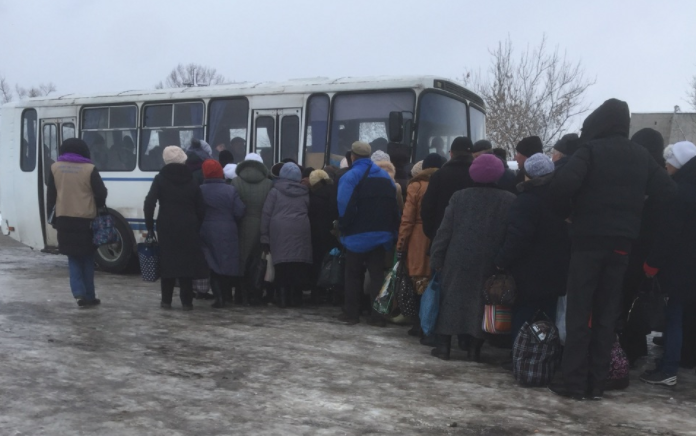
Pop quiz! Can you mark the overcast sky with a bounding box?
[1,0,695,120]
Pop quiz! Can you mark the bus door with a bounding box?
[39,117,77,248]
[252,108,301,168]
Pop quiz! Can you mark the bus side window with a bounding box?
[20,109,38,172]
[304,94,329,169]
[208,98,249,162]
[141,102,204,171]
[82,106,138,172]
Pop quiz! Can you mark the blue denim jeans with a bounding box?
[68,254,96,300]
[661,297,683,376]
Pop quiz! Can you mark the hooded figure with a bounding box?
[260,163,312,307]
[231,153,274,303]
[144,146,209,311]
[429,154,516,361]
[549,98,676,400]
[46,138,108,307]
[199,159,246,308]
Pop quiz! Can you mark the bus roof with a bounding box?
[2,75,484,109]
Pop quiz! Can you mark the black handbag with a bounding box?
[247,251,268,291]
[483,273,517,305]
[627,279,667,334]
[394,257,418,318]
[317,249,345,288]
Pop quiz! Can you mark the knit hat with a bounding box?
[59,138,91,158]
[244,152,264,163]
[279,162,301,181]
[553,133,580,156]
[271,162,284,177]
[223,163,237,180]
[423,153,444,170]
[162,146,188,165]
[309,169,330,187]
[631,128,665,166]
[202,159,224,179]
[469,154,504,184]
[665,141,696,169]
[351,141,371,157]
[411,161,424,177]
[516,136,544,158]
[524,153,555,178]
[473,139,493,153]
[450,136,474,153]
[371,150,391,162]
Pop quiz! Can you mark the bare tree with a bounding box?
[464,36,595,156]
[0,75,12,104]
[15,82,57,99]
[155,63,227,89]
[689,75,696,110]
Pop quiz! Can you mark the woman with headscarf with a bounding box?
[260,163,312,307]
[199,159,246,308]
[397,153,443,336]
[231,153,273,304]
[144,146,208,311]
[429,154,516,361]
[46,138,108,307]
[308,169,339,302]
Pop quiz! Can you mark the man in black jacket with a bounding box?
[514,136,544,185]
[420,137,475,240]
[549,99,676,400]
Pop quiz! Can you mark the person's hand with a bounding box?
[261,243,270,254]
[396,250,405,260]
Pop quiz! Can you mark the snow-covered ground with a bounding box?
[0,235,695,435]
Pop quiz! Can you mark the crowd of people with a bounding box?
[47,97,696,401]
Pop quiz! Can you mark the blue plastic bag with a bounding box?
[420,273,441,336]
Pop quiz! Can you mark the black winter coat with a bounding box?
[421,154,475,239]
[309,180,339,269]
[551,99,675,250]
[646,157,696,303]
[144,163,208,279]
[495,176,571,304]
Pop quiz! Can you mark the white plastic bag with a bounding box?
[556,295,567,345]
[264,253,275,283]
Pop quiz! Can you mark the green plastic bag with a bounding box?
[373,261,400,315]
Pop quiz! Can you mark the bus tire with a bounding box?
[95,212,135,273]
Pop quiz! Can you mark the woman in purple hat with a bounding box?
[429,154,516,361]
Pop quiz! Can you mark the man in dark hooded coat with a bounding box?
[549,99,676,400]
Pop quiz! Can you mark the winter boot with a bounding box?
[278,287,289,308]
[468,337,485,362]
[430,334,451,361]
[458,335,471,351]
[210,279,225,309]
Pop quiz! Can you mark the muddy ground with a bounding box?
[0,235,695,435]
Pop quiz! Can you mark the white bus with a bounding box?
[0,75,486,272]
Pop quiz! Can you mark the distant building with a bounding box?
[630,111,696,145]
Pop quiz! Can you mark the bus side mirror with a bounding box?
[388,111,404,143]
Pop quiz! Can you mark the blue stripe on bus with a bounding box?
[126,218,146,222]
[128,223,149,231]
[102,177,154,182]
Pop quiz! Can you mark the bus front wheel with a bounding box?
[95,213,135,273]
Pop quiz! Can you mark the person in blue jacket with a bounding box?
[337,141,400,326]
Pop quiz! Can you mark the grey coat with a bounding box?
[231,160,273,272]
[430,187,516,338]
[199,180,246,276]
[260,179,312,265]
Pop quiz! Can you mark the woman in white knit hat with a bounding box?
[144,146,209,311]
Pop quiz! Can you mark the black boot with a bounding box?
[431,334,451,360]
[458,335,470,351]
[278,287,289,308]
[233,285,244,305]
[468,337,484,362]
[210,279,225,309]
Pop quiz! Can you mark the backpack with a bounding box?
[605,340,630,390]
[512,319,562,387]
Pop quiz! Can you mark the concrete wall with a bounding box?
[631,112,696,145]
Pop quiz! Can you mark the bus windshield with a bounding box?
[416,92,468,162]
[329,91,415,166]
